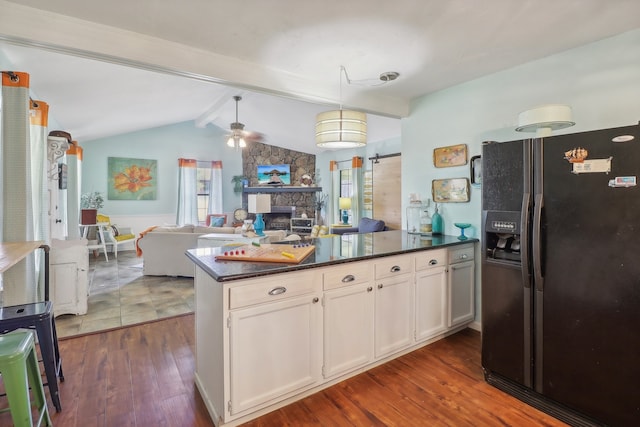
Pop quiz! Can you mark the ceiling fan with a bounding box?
[226,95,264,148]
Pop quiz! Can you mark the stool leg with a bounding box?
[35,321,62,412]
[2,358,34,427]
[51,318,64,382]
[26,346,52,426]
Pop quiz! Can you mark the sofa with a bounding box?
[136,224,286,277]
[331,217,388,235]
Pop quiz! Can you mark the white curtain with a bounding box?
[29,100,49,301]
[176,158,199,226]
[30,100,49,245]
[350,156,364,227]
[207,160,223,215]
[329,160,339,225]
[1,71,38,304]
[65,142,82,239]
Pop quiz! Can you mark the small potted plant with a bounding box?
[80,191,104,225]
[231,175,248,194]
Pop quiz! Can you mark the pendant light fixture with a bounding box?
[315,66,367,149]
[227,95,247,149]
[515,104,575,137]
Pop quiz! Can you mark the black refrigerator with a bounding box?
[481,123,640,427]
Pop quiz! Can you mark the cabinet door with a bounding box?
[323,282,374,378]
[51,261,88,315]
[448,259,475,327]
[229,294,322,415]
[415,266,447,341]
[375,274,414,358]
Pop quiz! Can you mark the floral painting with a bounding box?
[108,157,157,200]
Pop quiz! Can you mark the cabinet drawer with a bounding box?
[229,271,318,309]
[448,244,475,264]
[375,255,413,279]
[323,262,372,290]
[415,249,447,271]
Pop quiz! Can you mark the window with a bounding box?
[340,169,352,197]
[196,161,213,224]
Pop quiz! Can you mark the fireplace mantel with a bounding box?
[243,186,322,194]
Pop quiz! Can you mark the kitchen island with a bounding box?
[187,230,478,427]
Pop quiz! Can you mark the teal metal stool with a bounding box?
[0,331,52,427]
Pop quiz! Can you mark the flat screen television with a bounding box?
[257,164,291,185]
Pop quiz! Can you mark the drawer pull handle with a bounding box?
[342,274,355,283]
[429,259,438,265]
[378,284,384,289]
[312,297,319,303]
[459,254,468,259]
[268,286,287,296]
[390,265,401,273]
[367,286,373,292]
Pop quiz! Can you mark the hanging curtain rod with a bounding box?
[1,70,19,81]
[368,152,401,163]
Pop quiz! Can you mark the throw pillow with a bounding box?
[210,216,225,227]
[110,224,120,236]
[358,217,386,233]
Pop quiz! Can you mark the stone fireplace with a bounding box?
[242,141,322,227]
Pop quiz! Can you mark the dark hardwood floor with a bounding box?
[0,315,567,426]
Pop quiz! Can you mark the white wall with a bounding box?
[402,29,640,324]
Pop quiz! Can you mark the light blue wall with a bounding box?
[403,29,640,324]
[81,121,243,216]
[403,28,640,239]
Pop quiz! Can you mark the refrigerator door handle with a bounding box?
[532,193,544,291]
[521,192,531,289]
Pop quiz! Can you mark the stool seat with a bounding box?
[0,331,52,426]
[0,301,64,412]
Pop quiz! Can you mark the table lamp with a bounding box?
[339,197,351,225]
[248,194,271,236]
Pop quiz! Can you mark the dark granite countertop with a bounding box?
[186,230,478,282]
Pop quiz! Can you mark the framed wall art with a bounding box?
[433,144,468,168]
[432,178,470,203]
[108,157,157,200]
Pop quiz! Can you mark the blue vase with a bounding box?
[254,213,265,236]
[432,204,443,235]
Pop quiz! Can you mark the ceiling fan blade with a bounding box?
[244,130,265,143]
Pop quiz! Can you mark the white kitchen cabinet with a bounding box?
[415,249,448,341]
[447,244,475,328]
[50,239,88,316]
[192,238,477,427]
[322,262,373,378]
[323,281,374,378]
[374,255,414,359]
[225,270,323,417]
[229,294,322,415]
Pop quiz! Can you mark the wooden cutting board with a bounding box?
[214,243,315,264]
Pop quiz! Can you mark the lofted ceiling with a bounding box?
[1,0,640,154]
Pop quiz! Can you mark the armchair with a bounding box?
[96,214,136,258]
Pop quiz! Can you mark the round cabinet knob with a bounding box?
[378,284,383,289]
[312,297,319,303]
[367,286,373,292]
